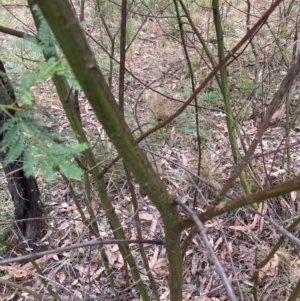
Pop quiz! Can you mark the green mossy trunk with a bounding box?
[34,1,183,299]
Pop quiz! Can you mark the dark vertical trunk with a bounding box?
[0,61,45,241]
[2,160,45,240]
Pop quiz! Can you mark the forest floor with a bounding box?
[1,1,300,300]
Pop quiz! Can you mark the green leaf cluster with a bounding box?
[0,5,86,183]
[19,57,69,105]
[16,5,83,104]
[32,5,57,56]
[0,111,87,182]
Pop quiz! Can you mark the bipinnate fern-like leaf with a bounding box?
[1,112,87,182]
[33,5,56,56]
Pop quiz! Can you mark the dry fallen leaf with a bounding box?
[0,266,30,280]
[229,212,259,232]
[149,211,159,238]
[259,254,279,280]
[57,271,66,283]
[291,191,297,202]
[182,293,192,301]
[181,153,188,166]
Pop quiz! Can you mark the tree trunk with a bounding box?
[0,61,45,241]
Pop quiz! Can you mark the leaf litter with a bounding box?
[1,1,300,300]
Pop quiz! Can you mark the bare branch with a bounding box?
[174,199,238,301]
[0,239,163,265]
